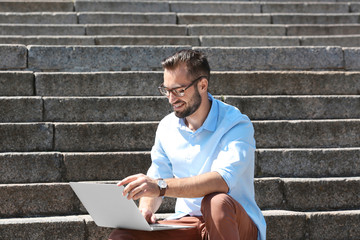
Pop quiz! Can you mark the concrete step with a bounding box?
[0,71,34,96]
[0,12,77,24]
[1,149,359,184]
[78,12,177,24]
[32,71,360,96]
[2,96,359,122]
[0,177,359,218]
[4,45,355,72]
[0,1,74,12]
[0,210,359,240]
[0,120,359,152]
[0,24,85,36]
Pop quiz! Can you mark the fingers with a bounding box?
[117,174,158,200]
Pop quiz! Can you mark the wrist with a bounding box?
[157,178,168,197]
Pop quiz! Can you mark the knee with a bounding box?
[201,192,233,218]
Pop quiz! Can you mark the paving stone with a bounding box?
[78,13,176,24]
[272,14,360,24]
[262,3,349,13]
[63,152,151,181]
[0,1,74,12]
[283,177,360,211]
[0,45,27,70]
[287,24,360,36]
[0,71,34,96]
[0,24,85,36]
[0,97,43,122]
[178,13,270,24]
[75,1,169,12]
[0,215,85,240]
[0,123,53,152]
[54,122,157,151]
[344,47,360,70]
[170,2,261,13]
[188,24,286,36]
[35,72,163,96]
[300,35,360,47]
[95,36,199,46]
[0,152,63,184]
[201,36,299,47]
[0,13,77,24]
[256,148,360,178]
[0,183,80,218]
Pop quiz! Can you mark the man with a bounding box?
[109,49,266,240]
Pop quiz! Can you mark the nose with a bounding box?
[168,91,178,104]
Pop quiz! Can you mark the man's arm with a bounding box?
[138,196,162,223]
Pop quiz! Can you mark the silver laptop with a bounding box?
[70,182,193,231]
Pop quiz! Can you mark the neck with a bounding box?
[185,96,211,132]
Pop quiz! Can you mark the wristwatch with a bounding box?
[157,178,168,197]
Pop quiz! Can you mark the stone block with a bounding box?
[0,216,85,240]
[0,1,74,12]
[78,13,176,24]
[0,36,95,45]
[170,2,261,13]
[224,96,360,120]
[28,46,186,72]
[63,152,151,181]
[0,123,53,152]
[195,47,343,71]
[301,35,360,47]
[95,36,199,46]
[255,148,360,178]
[0,152,63,184]
[43,97,170,122]
[0,24,85,36]
[35,72,163,96]
[54,122,157,152]
[0,97,43,122]
[350,3,360,12]
[263,3,349,13]
[263,210,306,240]
[255,178,284,209]
[86,24,187,36]
[201,36,299,47]
[0,45,27,70]
[178,14,270,24]
[0,71,34,96]
[0,183,80,217]
[84,215,113,240]
[188,24,286,36]
[75,1,169,12]
[307,210,360,240]
[273,14,360,24]
[0,13,77,24]
[253,120,360,148]
[344,47,360,70]
[283,178,360,211]
[287,24,360,36]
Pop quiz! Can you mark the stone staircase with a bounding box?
[0,0,360,239]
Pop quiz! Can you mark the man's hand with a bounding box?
[139,207,157,224]
[117,174,160,200]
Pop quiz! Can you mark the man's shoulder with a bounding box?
[215,98,251,124]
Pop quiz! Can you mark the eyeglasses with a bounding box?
[158,76,207,97]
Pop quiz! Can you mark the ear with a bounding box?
[199,78,208,93]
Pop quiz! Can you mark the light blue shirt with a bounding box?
[148,93,266,240]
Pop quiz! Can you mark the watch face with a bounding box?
[158,180,167,188]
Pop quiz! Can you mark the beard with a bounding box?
[174,86,202,119]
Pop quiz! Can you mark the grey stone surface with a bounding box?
[307,210,360,240]
[301,35,360,47]
[178,13,270,24]
[28,46,186,72]
[0,71,34,96]
[351,3,360,12]
[170,2,261,13]
[75,1,169,12]
[0,45,27,70]
[43,97,171,122]
[0,1,74,12]
[224,96,360,120]
[78,13,176,24]
[84,215,113,240]
[0,36,95,45]
[95,36,199,46]
[63,152,151,181]
[0,97,43,122]
[283,177,360,211]
[0,123,53,152]
[0,13,77,24]
[201,36,299,47]
[0,152,63,184]
[196,47,344,71]
[0,183,80,218]
[188,24,286,36]
[344,47,360,70]
[254,178,284,210]
[86,24,187,36]
[262,3,349,13]
[255,148,360,178]
[54,122,157,151]
[287,24,360,36]
[35,72,163,96]
[0,216,85,240]
[263,210,307,240]
[0,24,85,36]
[273,14,360,24]
[253,120,360,148]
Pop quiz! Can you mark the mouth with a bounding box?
[172,102,185,111]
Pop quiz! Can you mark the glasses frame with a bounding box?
[158,75,207,97]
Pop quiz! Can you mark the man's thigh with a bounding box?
[108,216,205,240]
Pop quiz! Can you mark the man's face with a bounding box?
[163,65,202,119]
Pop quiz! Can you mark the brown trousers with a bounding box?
[108,193,258,240]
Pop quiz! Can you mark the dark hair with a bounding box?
[162,49,210,81]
